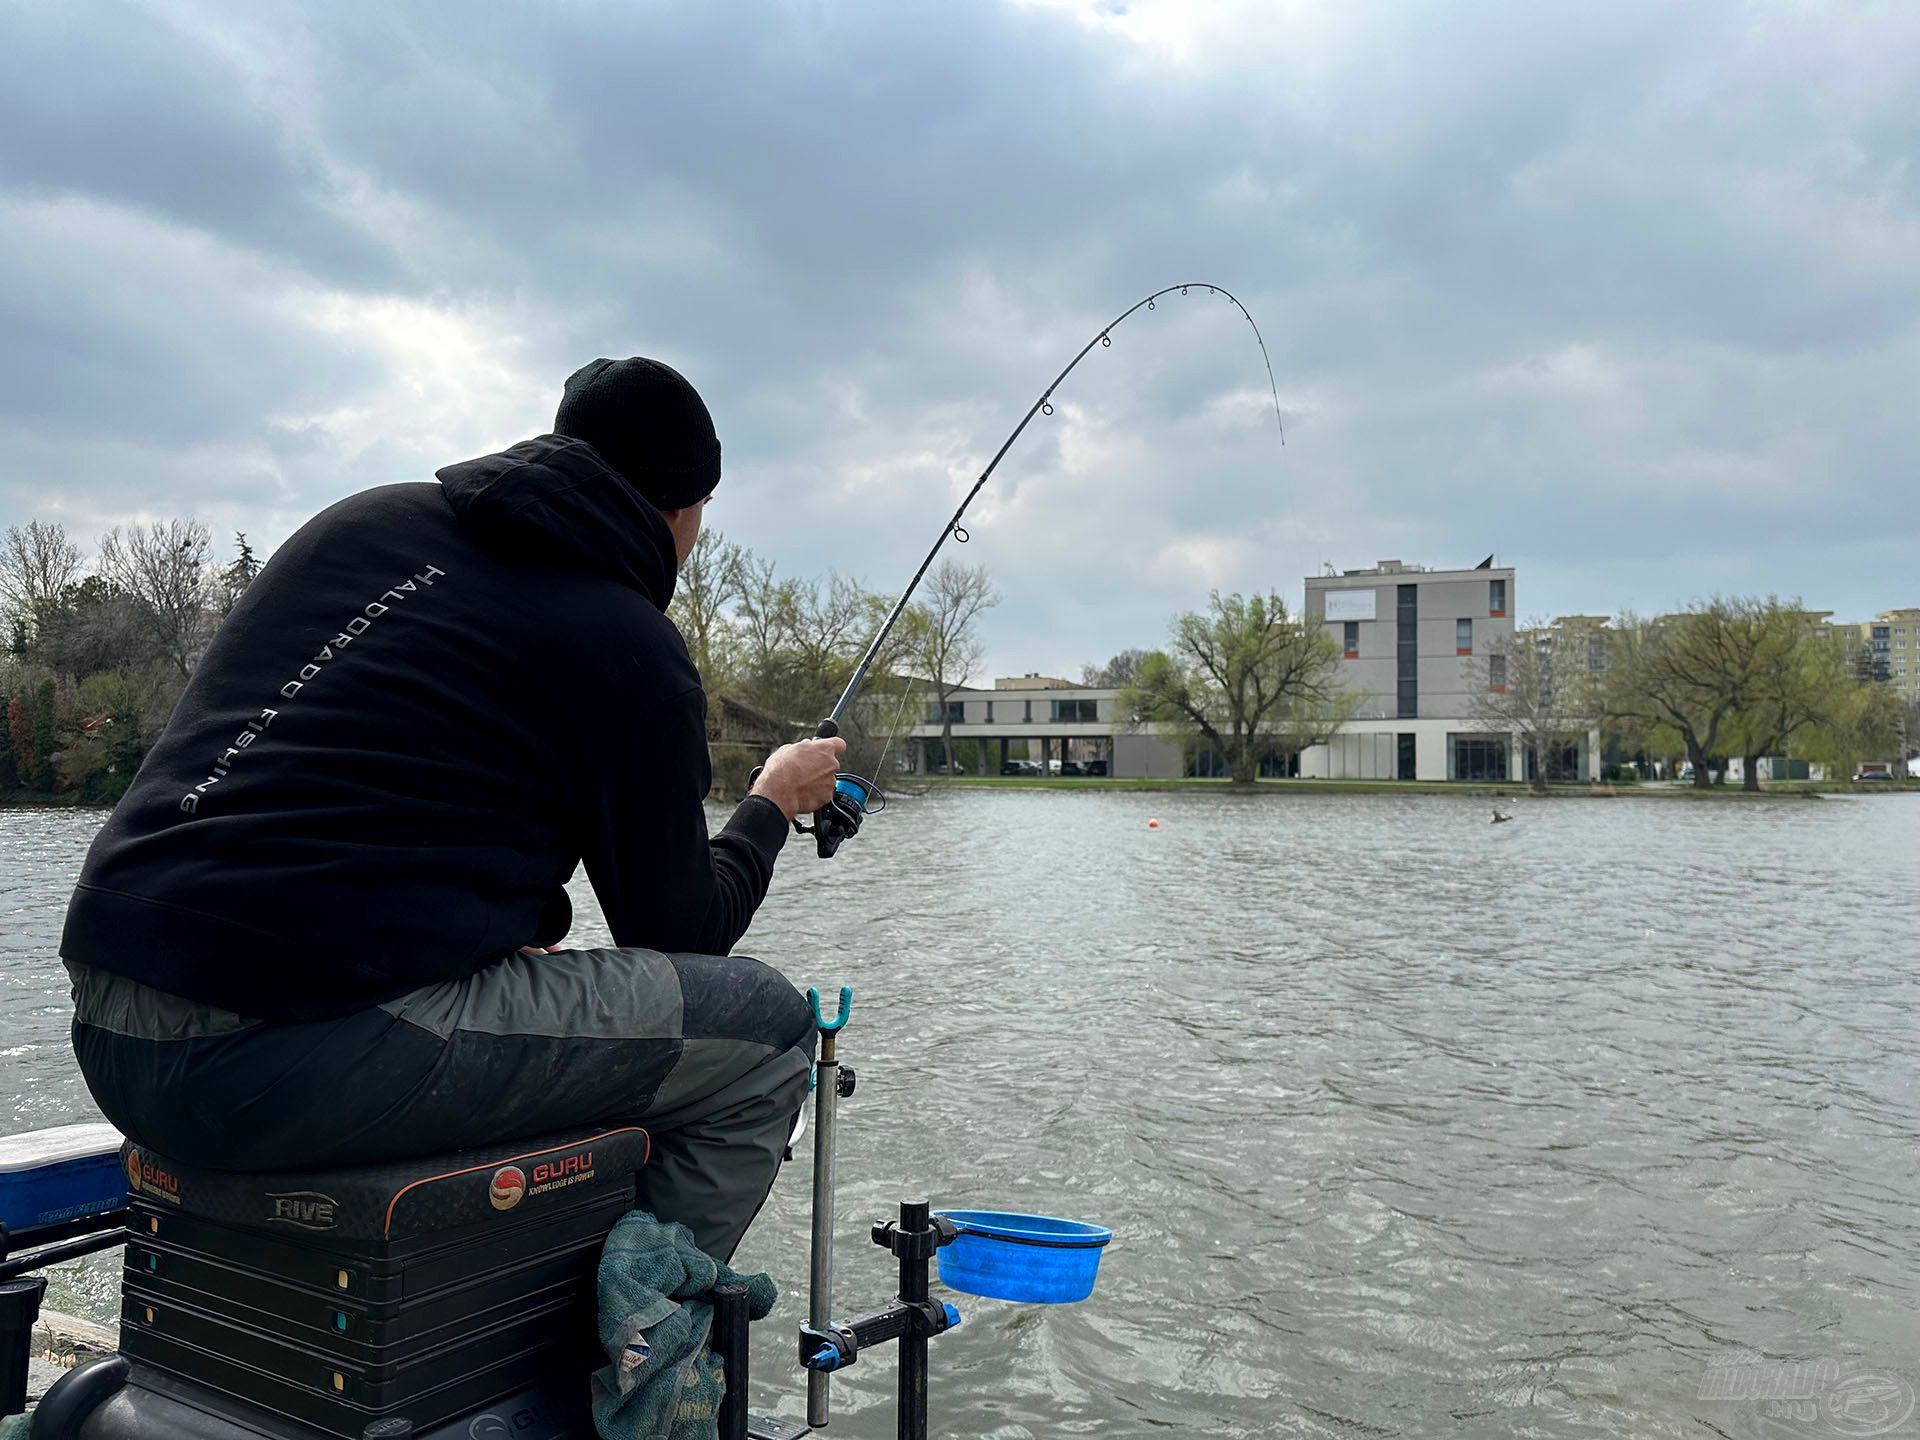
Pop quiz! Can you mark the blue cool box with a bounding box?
[0,1122,127,1238]
[931,1209,1113,1304]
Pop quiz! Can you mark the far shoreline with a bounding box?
[902,776,1920,799]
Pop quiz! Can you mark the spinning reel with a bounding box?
[751,719,886,860]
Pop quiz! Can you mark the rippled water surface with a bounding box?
[5,793,1917,1437]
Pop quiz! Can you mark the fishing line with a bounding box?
[796,281,1286,859]
[826,282,1285,731]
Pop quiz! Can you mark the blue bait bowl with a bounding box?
[931,1209,1113,1304]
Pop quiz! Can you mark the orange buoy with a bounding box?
[1148,819,1160,829]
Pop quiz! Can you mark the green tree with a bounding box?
[1725,603,1846,790]
[0,692,15,789]
[220,532,265,614]
[1605,600,1764,789]
[1123,591,1353,784]
[28,677,59,791]
[1803,679,1901,780]
[58,671,150,803]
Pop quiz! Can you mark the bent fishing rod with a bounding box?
[786,281,1286,858]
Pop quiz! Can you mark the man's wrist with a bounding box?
[748,780,797,822]
[729,793,793,852]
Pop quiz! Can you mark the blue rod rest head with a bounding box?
[808,985,853,1034]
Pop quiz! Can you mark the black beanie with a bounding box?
[553,356,722,509]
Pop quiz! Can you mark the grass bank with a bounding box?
[911,776,1913,798]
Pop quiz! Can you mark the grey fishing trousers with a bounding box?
[68,949,816,1261]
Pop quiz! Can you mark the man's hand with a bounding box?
[751,736,847,822]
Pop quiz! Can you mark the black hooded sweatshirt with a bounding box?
[60,436,789,1022]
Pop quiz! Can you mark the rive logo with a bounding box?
[489,1166,526,1211]
[267,1191,339,1231]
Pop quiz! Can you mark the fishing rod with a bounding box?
[789,281,1286,859]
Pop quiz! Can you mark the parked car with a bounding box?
[1060,761,1083,776]
[1854,766,1895,782]
[1000,759,1040,776]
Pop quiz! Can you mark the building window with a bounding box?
[1489,578,1506,616]
[1397,733,1416,781]
[1397,584,1418,718]
[1456,618,1473,654]
[1343,621,1359,657]
[1450,736,1509,781]
[984,700,994,721]
[1024,700,1032,722]
[1051,699,1098,723]
[946,701,965,724]
[1488,654,1507,691]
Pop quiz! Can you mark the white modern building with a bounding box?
[1298,559,1600,782]
[902,673,1189,777]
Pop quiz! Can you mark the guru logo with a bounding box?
[531,1152,593,1185]
[489,1166,526,1211]
[126,1151,181,1205]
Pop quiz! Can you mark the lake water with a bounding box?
[5,792,1917,1438]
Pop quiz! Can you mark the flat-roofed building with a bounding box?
[905,677,1182,776]
[1297,559,1598,782]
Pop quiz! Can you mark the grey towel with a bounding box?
[591,1211,778,1440]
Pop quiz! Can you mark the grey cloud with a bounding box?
[0,0,1915,679]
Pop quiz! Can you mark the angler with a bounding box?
[60,355,839,1266]
[14,283,1264,1440]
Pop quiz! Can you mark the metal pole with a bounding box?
[807,1029,840,1430]
[897,1199,930,1440]
[714,1283,750,1440]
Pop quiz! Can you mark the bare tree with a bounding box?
[97,519,220,677]
[667,526,744,685]
[909,560,999,774]
[1081,648,1150,689]
[34,576,153,677]
[1467,619,1594,793]
[734,559,882,725]
[0,521,84,638]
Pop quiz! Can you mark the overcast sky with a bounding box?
[3,0,1916,677]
